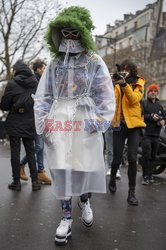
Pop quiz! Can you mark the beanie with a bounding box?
[147,83,160,93]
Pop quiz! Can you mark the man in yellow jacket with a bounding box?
[109,60,146,206]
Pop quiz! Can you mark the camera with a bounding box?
[111,72,129,82]
[111,72,122,81]
[152,114,164,126]
[156,116,163,127]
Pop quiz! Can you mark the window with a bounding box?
[128,37,132,46]
[119,42,123,49]
[158,62,162,75]
[163,60,166,73]
[124,26,127,35]
[163,40,166,53]
[139,13,149,25]
[151,10,155,20]
[134,21,138,30]
[159,84,166,100]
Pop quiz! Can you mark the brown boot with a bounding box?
[37,170,51,185]
[20,166,28,181]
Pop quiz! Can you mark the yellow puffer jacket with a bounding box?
[112,77,146,129]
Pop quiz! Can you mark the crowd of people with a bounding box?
[0,6,165,246]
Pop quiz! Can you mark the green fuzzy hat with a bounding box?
[45,6,96,57]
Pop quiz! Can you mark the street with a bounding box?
[0,143,166,250]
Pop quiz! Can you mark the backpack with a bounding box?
[13,88,34,114]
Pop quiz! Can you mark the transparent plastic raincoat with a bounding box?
[34,52,115,199]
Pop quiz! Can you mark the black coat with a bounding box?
[142,98,165,137]
[0,61,38,138]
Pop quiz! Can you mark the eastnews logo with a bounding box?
[44,119,121,132]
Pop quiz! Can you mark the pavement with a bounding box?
[0,142,166,250]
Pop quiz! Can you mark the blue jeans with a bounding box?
[104,128,113,167]
[20,134,44,171]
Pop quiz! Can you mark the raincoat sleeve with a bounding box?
[91,55,115,131]
[34,62,55,135]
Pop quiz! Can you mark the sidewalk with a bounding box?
[0,145,166,250]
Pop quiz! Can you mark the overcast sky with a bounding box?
[61,0,166,35]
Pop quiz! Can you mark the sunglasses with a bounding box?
[61,28,80,38]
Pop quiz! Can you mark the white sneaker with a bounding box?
[78,199,93,227]
[55,218,72,246]
[106,169,111,176]
[116,169,121,179]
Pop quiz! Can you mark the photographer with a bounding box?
[109,60,146,206]
[142,84,165,185]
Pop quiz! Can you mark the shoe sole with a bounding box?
[109,190,116,193]
[32,187,41,191]
[37,180,51,185]
[108,185,116,193]
[82,218,93,227]
[8,187,21,191]
[20,178,28,181]
[55,230,71,246]
[127,200,139,206]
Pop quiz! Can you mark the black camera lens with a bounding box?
[112,73,122,81]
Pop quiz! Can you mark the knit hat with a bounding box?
[45,6,96,57]
[147,83,160,93]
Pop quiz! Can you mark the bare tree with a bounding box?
[0,0,62,80]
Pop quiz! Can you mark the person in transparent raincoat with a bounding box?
[34,6,115,246]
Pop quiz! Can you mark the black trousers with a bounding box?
[142,136,159,178]
[9,136,37,183]
[111,123,140,188]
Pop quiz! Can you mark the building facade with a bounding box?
[96,0,166,104]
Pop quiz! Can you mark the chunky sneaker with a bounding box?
[106,169,111,176]
[8,182,21,191]
[32,181,41,191]
[55,218,72,246]
[37,170,51,185]
[78,199,93,227]
[116,169,121,180]
[142,177,149,185]
[20,166,28,181]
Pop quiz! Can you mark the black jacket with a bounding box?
[0,61,38,138]
[34,72,41,82]
[142,98,165,137]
